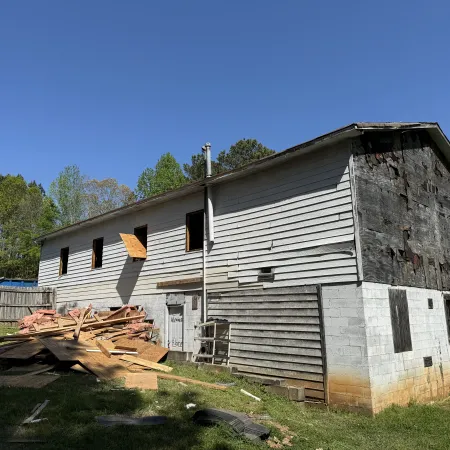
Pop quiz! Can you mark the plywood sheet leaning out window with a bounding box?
[389,288,412,353]
[119,233,147,259]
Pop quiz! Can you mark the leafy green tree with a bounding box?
[216,138,275,171]
[84,178,135,217]
[183,139,275,181]
[0,175,58,278]
[136,153,186,199]
[49,165,87,226]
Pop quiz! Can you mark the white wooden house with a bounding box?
[38,123,450,414]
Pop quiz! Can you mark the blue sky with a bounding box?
[1,1,449,192]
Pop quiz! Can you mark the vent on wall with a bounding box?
[258,267,274,282]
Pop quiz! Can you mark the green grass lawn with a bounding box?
[1,332,450,449]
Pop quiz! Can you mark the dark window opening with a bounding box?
[186,210,204,252]
[92,238,104,269]
[389,288,412,353]
[444,295,450,343]
[59,247,69,276]
[133,225,147,260]
[428,298,434,309]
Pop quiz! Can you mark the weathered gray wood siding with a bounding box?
[207,142,357,291]
[0,286,56,325]
[208,286,326,401]
[38,192,205,307]
[352,130,450,289]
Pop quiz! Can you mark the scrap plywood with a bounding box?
[0,340,46,360]
[124,372,158,390]
[38,337,80,361]
[119,355,173,372]
[78,353,130,380]
[0,374,60,388]
[113,338,169,363]
[156,373,227,390]
[119,233,147,259]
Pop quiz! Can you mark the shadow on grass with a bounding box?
[0,372,242,450]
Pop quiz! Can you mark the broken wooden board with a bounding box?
[156,277,203,288]
[119,233,147,259]
[73,305,92,340]
[96,340,112,358]
[124,372,158,390]
[139,344,169,363]
[156,373,227,390]
[38,337,81,361]
[0,374,60,388]
[115,344,138,352]
[78,353,130,380]
[119,355,172,372]
[0,340,46,360]
[113,338,169,363]
[5,315,146,340]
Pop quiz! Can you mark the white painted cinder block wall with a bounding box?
[322,281,450,414]
[362,282,450,413]
[322,283,372,412]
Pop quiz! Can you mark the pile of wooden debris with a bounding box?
[0,305,223,391]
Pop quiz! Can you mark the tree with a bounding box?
[49,165,87,227]
[0,175,58,279]
[183,139,275,181]
[136,153,186,199]
[84,178,135,217]
[216,138,275,171]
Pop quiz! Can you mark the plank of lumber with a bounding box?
[156,373,227,390]
[156,277,203,288]
[114,344,138,352]
[103,330,128,340]
[5,315,146,339]
[119,355,173,372]
[73,305,92,340]
[77,353,130,380]
[96,340,112,358]
[124,372,158,390]
[0,341,46,359]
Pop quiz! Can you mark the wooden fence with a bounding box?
[0,286,56,326]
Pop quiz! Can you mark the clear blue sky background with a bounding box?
[1,1,448,192]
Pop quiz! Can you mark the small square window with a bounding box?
[92,238,104,269]
[59,247,69,275]
[186,210,204,252]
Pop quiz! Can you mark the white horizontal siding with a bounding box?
[39,140,356,306]
[207,142,356,291]
[38,191,204,305]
